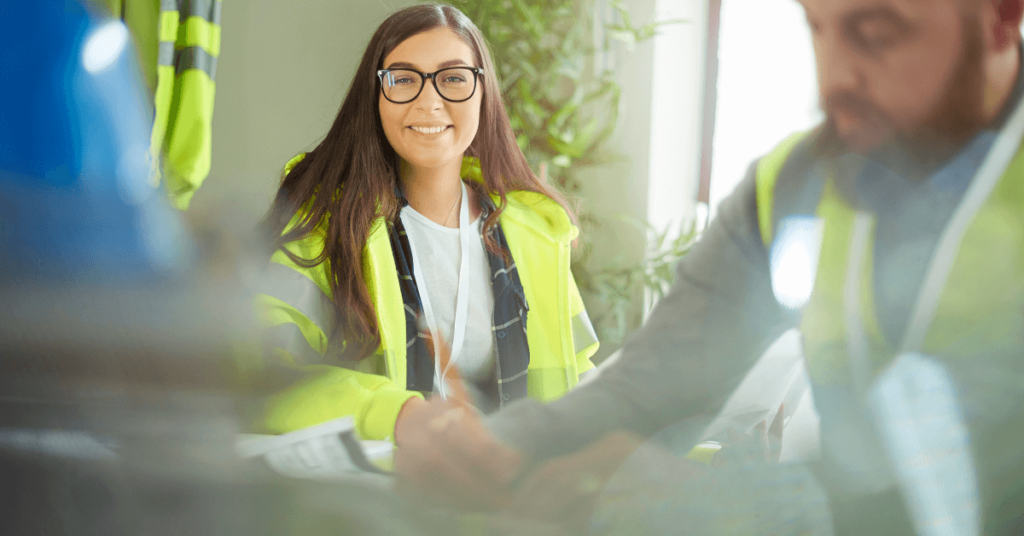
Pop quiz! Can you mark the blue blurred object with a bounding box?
[0,0,190,282]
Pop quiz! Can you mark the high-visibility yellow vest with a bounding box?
[98,0,221,210]
[756,132,1024,389]
[255,155,599,441]
[755,106,1024,501]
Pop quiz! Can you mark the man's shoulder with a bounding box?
[746,129,833,245]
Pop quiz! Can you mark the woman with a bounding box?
[255,4,599,446]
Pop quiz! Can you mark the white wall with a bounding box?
[646,0,706,234]
[192,0,706,242]
[189,0,416,225]
[579,0,706,268]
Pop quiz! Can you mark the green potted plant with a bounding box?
[452,0,693,347]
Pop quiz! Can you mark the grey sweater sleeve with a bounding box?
[487,164,798,462]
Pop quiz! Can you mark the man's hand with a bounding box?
[508,431,647,531]
[393,396,521,511]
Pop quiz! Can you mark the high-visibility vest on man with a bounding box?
[754,91,1024,532]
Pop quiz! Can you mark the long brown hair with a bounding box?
[263,4,572,360]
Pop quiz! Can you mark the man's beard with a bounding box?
[816,18,987,164]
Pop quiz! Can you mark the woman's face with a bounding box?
[379,28,482,173]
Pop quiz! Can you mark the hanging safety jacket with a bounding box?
[254,155,599,441]
[98,0,221,210]
[152,0,220,209]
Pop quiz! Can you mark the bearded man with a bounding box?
[396,1,1024,533]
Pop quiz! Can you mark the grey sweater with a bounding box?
[486,61,1024,465]
[487,167,796,462]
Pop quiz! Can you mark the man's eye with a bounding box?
[851,18,907,51]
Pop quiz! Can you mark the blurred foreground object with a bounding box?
[0,3,447,534]
[0,0,191,281]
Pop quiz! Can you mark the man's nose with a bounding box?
[815,35,862,102]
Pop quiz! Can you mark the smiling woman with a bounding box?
[251,4,600,476]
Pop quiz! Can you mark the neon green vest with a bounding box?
[755,111,1024,525]
[753,111,1024,407]
[756,132,1024,389]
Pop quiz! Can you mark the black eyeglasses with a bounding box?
[377,67,484,104]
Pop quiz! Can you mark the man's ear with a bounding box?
[994,0,1024,50]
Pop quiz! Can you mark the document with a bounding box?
[236,416,393,482]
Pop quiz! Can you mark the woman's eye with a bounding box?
[444,75,467,83]
[393,77,415,85]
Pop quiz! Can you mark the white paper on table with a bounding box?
[699,329,821,462]
[236,416,393,481]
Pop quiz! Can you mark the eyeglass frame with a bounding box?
[376,67,485,104]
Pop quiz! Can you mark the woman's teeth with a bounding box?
[410,126,449,134]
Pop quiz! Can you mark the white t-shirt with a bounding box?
[399,205,496,384]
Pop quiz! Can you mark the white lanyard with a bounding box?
[844,93,1024,388]
[900,94,1024,354]
[405,181,472,399]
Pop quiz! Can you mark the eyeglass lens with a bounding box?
[381,68,476,103]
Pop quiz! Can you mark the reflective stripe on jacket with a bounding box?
[151,0,220,209]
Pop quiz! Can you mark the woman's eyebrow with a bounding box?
[437,59,471,68]
[384,59,472,70]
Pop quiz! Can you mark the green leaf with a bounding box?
[551,154,572,168]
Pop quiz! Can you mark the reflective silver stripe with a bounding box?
[900,89,1024,355]
[492,317,521,331]
[212,0,223,26]
[179,0,217,22]
[259,263,336,337]
[492,263,516,280]
[571,310,599,355]
[844,213,874,399]
[160,0,178,13]
[175,46,217,80]
[498,369,528,384]
[157,41,175,67]
[263,322,322,366]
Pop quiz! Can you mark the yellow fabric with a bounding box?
[92,0,219,209]
[158,9,178,41]
[152,1,221,210]
[262,365,423,442]
[757,134,1024,388]
[685,442,723,465]
[179,16,221,55]
[921,142,1024,355]
[164,72,215,209]
[569,276,598,374]
[257,155,597,440]
[754,132,809,248]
